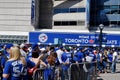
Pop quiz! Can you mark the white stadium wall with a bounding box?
[0,0,34,31]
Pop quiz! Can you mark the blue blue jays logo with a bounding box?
[39,33,48,43]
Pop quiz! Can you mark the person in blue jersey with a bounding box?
[96,50,103,74]
[107,51,113,70]
[88,48,96,62]
[72,47,84,80]
[3,46,28,80]
[44,51,57,80]
[61,47,71,80]
[73,47,84,63]
[3,45,41,80]
[0,48,7,80]
[4,44,13,59]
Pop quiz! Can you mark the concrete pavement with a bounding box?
[97,63,120,80]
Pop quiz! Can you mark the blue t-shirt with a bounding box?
[61,52,70,70]
[73,52,84,62]
[89,53,96,61]
[3,60,28,80]
[108,53,113,62]
[0,57,6,68]
[3,59,35,80]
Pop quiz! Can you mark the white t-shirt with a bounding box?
[85,56,93,62]
[112,51,118,62]
[56,49,63,63]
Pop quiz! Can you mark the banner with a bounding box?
[29,32,120,47]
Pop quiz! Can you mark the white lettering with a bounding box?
[65,38,89,44]
[106,40,117,44]
[79,36,89,39]
[90,36,95,39]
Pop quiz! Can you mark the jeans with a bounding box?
[97,61,103,72]
[111,61,116,73]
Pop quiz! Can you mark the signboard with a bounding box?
[29,32,120,47]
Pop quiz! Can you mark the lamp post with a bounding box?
[99,24,104,51]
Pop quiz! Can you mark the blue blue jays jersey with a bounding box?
[108,53,113,62]
[0,57,6,68]
[73,52,84,62]
[61,52,71,70]
[89,53,96,61]
[3,60,28,80]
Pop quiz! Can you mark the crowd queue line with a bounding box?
[0,43,119,80]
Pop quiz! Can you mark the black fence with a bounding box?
[69,62,97,80]
[32,68,45,80]
[32,62,97,80]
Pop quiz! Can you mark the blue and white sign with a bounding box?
[29,32,120,47]
[38,33,48,43]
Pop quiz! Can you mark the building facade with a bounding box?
[90,0,120,28]
[0,0,120,44]
[32,0,120,31]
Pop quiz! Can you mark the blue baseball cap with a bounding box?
[5,44,13,49]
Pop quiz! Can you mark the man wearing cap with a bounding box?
[20,43,28,58]
[4,44,13,59]
[73,47,84,63]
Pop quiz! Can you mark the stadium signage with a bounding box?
[29,32,120,47]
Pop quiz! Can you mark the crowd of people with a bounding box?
[0,43,119,80]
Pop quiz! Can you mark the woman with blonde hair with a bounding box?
[2,46,41,80]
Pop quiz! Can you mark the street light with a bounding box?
[99,24,104,51]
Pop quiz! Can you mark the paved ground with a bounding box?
[97,63,120,80]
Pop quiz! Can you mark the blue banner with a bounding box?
[29,32,120,47]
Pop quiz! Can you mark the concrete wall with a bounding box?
[0,0,34,31]
[35,0,53,29]
[53,0,88,30]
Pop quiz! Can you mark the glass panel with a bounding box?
[70,8,77,12]
[54,21,62,26]
[69,21,77,25]
[78,8,85,12]
[62,9,69,13]
[62,21,69,25]
[111,5,119,9]
[54,9,61,13]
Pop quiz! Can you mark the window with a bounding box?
[90,0,120,27]
[54,21,77,26]
[62,9,69,13]
[70,8,77,12]
[54,8,85,14]
[69,21,77,25]
[54,21,62,26]
[62,21,69,25]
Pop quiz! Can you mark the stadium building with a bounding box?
[0,0,120,47]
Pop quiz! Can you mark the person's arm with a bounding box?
[34,54,44,68]
[40,60,47,67]
[38,54,44,60]
[3,61,11,79]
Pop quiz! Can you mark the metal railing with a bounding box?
[32,68,45,80]
[32,62,97,80]
[69,62,97,80]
